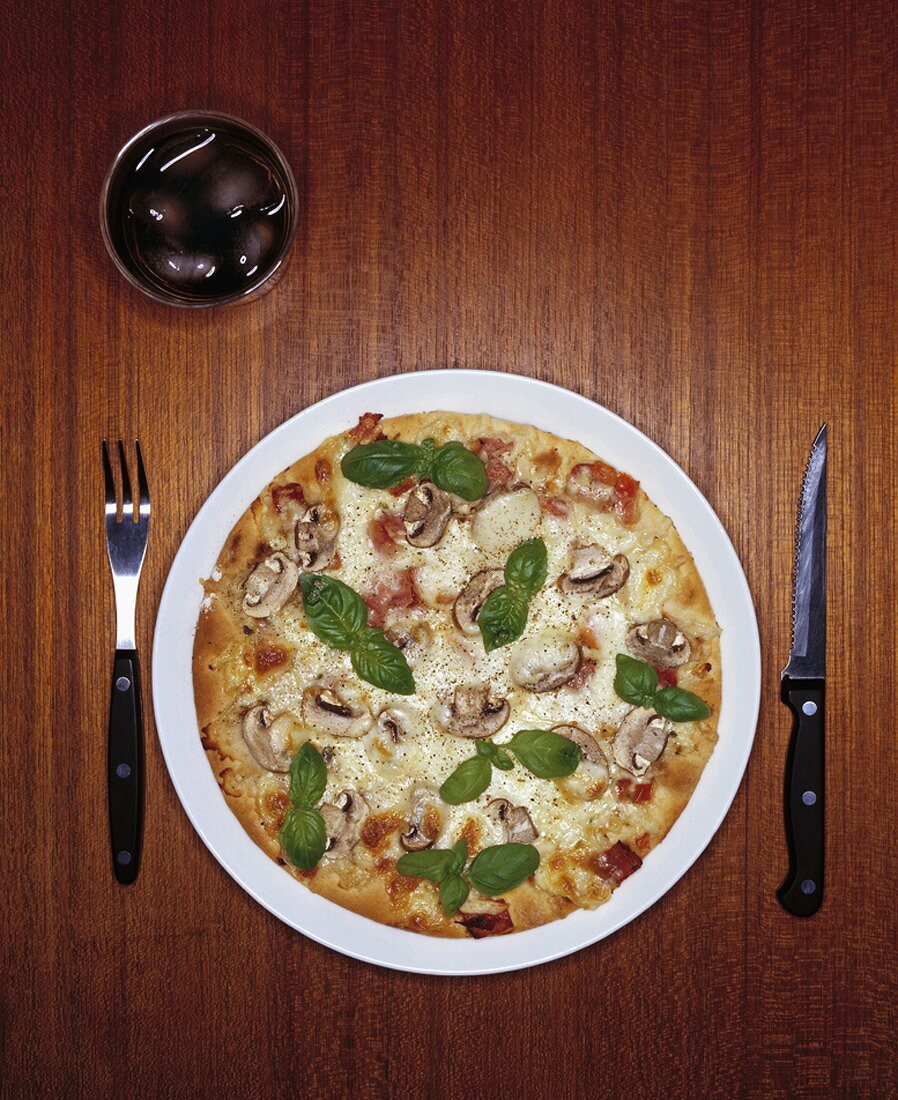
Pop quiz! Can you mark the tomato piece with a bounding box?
[655,665,678,687]
[271,482,306,515]
[614,471,640,525]
[388,477,416,497]
[592,460,618,486]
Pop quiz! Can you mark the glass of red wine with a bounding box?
[101,111,298,307]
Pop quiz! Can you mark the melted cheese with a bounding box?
[232,460,706,910]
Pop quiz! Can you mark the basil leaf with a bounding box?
[475,740,497,758]
[396,847,455,884]
[350,628,415,695]
[430,441,489,501]
[492,749,515,771]
[288,742,327,807]
[504,537,548,597]
[439,873,470,917]
[449,837,469,875]
[478,586,529,653]
[653,685,712,722]
[300,573,368,649]
[414,438,437,479]
[614,653,659,706]
[508,729,581,778]
[468,843,540,896]
[340,440,421,488]
[439,755,492,805]
[279,806,327,871]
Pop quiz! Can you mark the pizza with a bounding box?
[194,410,721,937]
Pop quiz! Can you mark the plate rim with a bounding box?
[151,369,760,976]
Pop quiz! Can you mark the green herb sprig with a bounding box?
[478,538,548,652]
[341,437,489,501]
[613,653,711,721]
[439,729,581,805]
[279,743,329,871]
[299,573,415,695]
[396,837,540,916]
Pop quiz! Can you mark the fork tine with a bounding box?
[102,440,117,508]
[118,439,133,520]
[135,439,150,510]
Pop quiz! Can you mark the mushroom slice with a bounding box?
[453,569,505,636]
[486,799,538,844]
[294,504,340,571]
[551,723,607,768]
[303,682,372,738]
[509,633,582,693]
[613,707,672,776]
[403,481,452,547]
[383,620,433,668]
[559,546,630,598]
[626,617,691,667]
[434,683,510,739]
[553,723,609,798]
[470,486,542,556]
[400,783,444,851]
[366,702,416,766]
[320,789,369,858]
[241,704,294,772]
[242,552,299,618]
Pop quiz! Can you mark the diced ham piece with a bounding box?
[458,908,514,938]
[367,510,406,557]
[545,496,572,517]
[593,841,643,885]
[655,666,678,687]
[348,412,385,442]
[566,658,596,692]
[616,779,654,804]
[473,437,514,490]
[363,568,422,628]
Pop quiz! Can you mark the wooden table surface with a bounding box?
[3,1,895,1096]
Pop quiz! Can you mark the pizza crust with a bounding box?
[193,411,722,937]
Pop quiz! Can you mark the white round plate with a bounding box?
[153,370,760,975]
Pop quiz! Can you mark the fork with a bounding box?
[103,439,150,884]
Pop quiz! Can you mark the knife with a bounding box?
[777,424,827,917]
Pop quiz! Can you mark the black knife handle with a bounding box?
[777,677,824,917]
[108,649,144,885]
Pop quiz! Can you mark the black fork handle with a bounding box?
[108,649,144,884]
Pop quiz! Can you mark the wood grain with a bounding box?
[2,1,895,1096]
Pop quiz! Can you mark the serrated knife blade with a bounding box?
[782,424,827,679]
[777,424,827,918]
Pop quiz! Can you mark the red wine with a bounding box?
[104,115,295,304]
